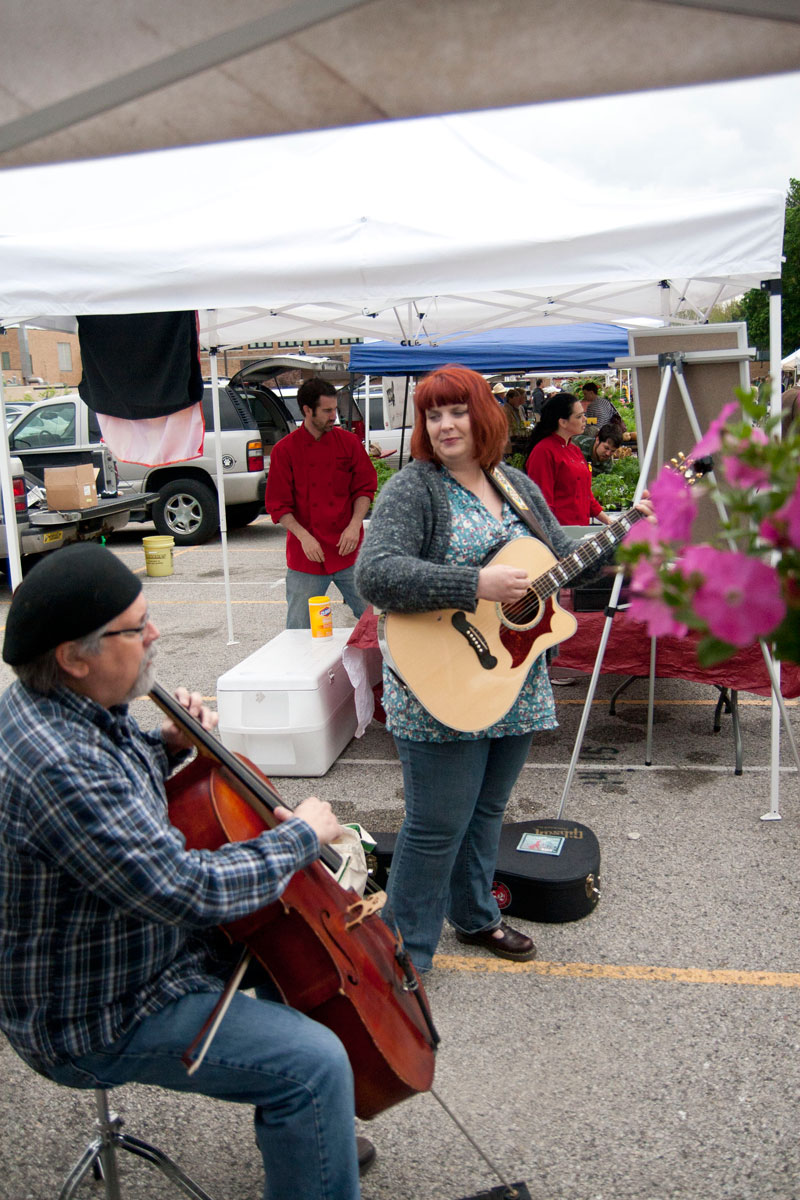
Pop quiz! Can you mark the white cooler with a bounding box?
[216,629,359,777]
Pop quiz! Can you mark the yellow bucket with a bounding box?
[143,535,175,578]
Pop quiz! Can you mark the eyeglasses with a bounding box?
[102,612,151,640]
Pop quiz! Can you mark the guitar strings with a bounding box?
[498,514,636,625]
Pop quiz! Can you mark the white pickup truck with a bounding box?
[1,456,144,569]
[6,387,269,545]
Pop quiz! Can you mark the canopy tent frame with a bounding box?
[3,1,800,173]
[0,114,788,814]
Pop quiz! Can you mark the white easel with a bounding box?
[557,342,799,823]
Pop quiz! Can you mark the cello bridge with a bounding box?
[345,891,387,929]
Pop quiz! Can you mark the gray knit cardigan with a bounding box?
[355,460,610,614]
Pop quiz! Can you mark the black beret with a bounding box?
[3,543,142,666]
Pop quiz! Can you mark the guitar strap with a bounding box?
[486,464,556,554]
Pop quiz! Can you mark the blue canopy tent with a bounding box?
[349,322,630,375]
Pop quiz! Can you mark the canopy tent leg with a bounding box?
[205,321,237,647]
[0,368,24,591]
[762,278,785,821]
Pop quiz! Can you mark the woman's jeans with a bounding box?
[386,732,533,973]
[44,989,360,1200]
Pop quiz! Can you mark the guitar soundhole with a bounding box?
[499,589,544,632]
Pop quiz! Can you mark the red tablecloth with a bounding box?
[347,604,800,705]
[555,605,800,698]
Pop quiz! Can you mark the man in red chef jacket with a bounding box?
[265,378,377,628]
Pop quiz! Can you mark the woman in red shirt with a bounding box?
[525,393,613,527]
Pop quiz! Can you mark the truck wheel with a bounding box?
[225,501,263,529]
[152,478,219,545]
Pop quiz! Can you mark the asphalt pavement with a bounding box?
[0,514,799,1200]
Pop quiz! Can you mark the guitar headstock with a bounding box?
[668,452,714,485]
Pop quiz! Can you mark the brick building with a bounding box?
[1,326,362,391]
[0,326,82,388]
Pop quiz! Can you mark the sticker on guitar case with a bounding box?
[516,832,565,856]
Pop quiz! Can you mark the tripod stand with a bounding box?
[557,348,800,823]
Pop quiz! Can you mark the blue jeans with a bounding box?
[285,566,367,628]
[385,733,533,972]
[44,989,360,1200]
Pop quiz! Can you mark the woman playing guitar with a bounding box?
[355,366,653,975]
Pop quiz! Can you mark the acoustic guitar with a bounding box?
[380,507,645,732]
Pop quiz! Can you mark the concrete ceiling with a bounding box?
[1,0,799,168]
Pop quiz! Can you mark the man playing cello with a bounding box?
[0,542,372,1200]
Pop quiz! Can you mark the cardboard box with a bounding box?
[45,464,98,511]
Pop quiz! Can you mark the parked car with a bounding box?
[6,386,270,545]
[1,455,143,569]
[223,354,352,443]
[3,403,29,426]
[6,354,376,546]
[343,378,414,465]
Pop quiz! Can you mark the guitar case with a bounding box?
[369,818,600,925]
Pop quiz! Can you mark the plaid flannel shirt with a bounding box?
[0,682,319,1073]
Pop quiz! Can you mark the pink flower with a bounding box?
[627,560,689,638]
[648,466,698,542]
[760,481,800,550]
[722,427,771,489]
[622,518,662,550]
[683,546,786,647]
[722,456,771,489]
[691,402,738,458]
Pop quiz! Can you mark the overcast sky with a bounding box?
[459,69,800,199]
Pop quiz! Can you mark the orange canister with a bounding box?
[308,595,333,637]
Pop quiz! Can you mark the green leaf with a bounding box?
[770,611,800,666]
[695,635,739,669]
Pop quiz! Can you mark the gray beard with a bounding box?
[124,651,158,704]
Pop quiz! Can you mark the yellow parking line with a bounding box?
[433,955,800,987]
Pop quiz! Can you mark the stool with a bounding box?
[59,1087,215,1200]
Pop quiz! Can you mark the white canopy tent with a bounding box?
[0,115,785,540]
[0,111,790,816]
[2,0,800,170]
[0,113,786,628]
[0,117,785,340]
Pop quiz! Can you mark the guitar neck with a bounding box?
[533,508,644,601]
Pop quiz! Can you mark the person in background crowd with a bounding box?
[503,387,529,439]
[355,366,651,974]
[530,378,546,419]
[0,542,370,1200]
[491,382,508,403]
[265,378,377,628]
[525,393,614,527]
[579,380,625,432]
[574,422,624,476]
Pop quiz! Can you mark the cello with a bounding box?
[152,682,438,1120]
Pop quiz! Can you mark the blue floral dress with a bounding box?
[383,474,557,742]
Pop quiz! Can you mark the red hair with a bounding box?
[410,365,509,469]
